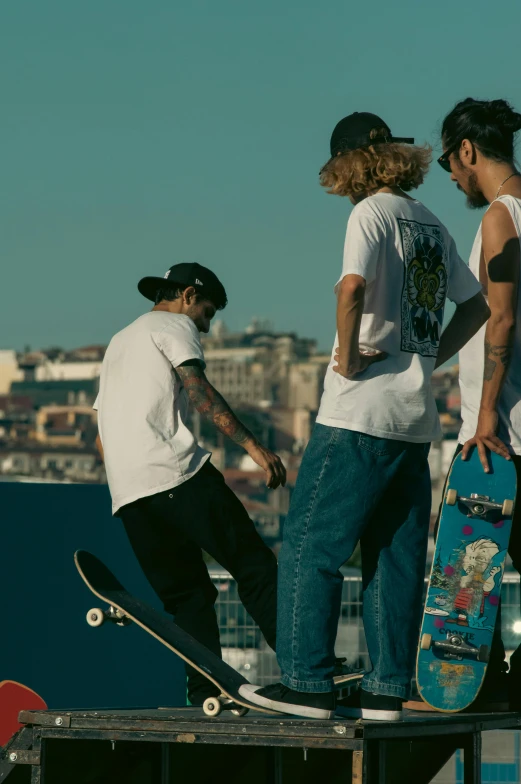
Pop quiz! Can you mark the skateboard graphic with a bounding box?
[417,450,516,712]
[75,551,361,718]
[0,681,47,748]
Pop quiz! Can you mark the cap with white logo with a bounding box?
[138,262,228,309]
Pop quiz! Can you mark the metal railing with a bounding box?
[210,570,521,686]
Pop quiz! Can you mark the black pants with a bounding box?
[435,445,521,686]
[118,461,278,704]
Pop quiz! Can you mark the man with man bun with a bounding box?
[437,98,521,708]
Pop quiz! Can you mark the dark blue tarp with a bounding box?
[0,481,186,709]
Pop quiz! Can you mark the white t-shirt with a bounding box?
[317,193,482,442]
[95,312,210,515]
[459,195,521,454]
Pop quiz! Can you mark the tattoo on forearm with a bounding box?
[483,339,513,382]
[484,354,496,381]
[176,365,254,445]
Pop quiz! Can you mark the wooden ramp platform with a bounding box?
[2,707,521,783]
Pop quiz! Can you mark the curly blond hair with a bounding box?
[320,129,432,198]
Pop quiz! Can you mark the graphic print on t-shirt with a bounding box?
[398,219,448,357]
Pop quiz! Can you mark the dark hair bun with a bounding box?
[487,99,521,133]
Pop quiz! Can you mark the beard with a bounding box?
[463,172,489,209]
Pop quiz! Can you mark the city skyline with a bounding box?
[0,320,462,367]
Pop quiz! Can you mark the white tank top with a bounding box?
[459,195,521,454]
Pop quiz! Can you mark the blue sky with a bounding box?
[2,0,521,352]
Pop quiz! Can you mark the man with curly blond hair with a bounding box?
[242,111,490,720]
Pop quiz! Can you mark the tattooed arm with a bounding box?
[461,203,520,470]
[176,361,286,488]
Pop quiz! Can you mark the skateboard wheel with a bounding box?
[203,697,222,717]
[86,608,105,628]
[231,707,249,717]
[446,489,458,506]
[477,645,489,663]
[502,499,514,517]
[420,633,432,651]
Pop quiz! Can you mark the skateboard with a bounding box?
[0,681,47,747]
[75,551,362,718]
[417,450,516,712]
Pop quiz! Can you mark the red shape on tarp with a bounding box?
[0,681,47,747]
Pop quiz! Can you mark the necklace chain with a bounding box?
[496,172,520,199]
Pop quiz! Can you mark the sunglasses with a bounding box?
[437,140,461,173]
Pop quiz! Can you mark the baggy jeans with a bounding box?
[276,424,431,699]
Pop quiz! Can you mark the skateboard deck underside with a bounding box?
[417,451,516,712]
[75,551,284,716]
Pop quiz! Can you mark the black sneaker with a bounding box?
[337,688,403,721]
[465,671,510,712]
[507,669,521,711]
[239,682,336,719]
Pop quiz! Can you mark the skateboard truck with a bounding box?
[446,489,514,518]
[421,632,489,663]
[202,695,249,718]
[86,606,132,628]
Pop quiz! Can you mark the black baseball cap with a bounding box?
[138,262,228,309]
[328,112,415,160]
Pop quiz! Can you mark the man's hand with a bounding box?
[333,348,387,379]
[245,442,287,489]
[461,409,511,472]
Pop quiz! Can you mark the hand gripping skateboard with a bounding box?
[417,450,516,712]
[75,551,362,718]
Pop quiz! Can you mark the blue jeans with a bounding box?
[277,424,431,699]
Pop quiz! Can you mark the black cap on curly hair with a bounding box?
[442,98,521,163]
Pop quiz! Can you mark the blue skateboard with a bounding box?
[417,450,516,712]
